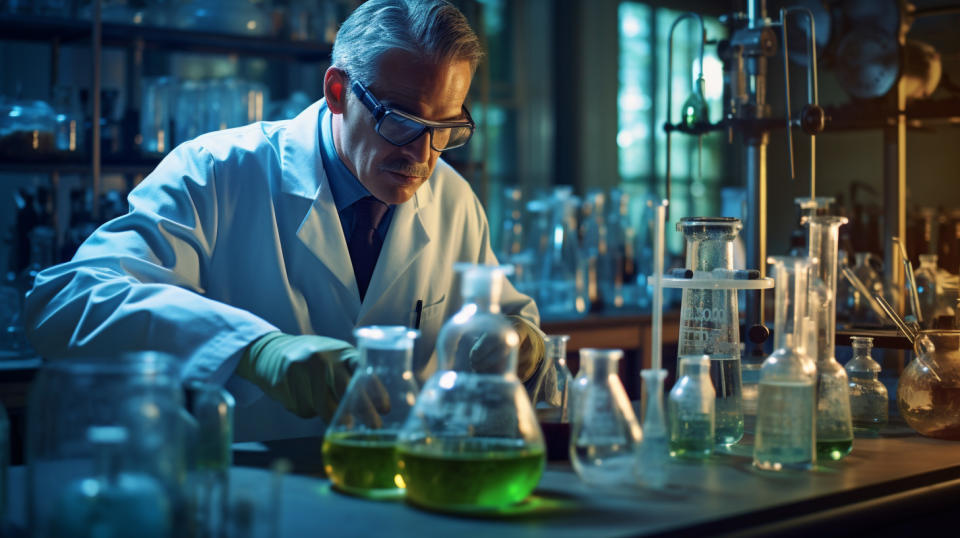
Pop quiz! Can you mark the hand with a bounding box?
[338,373,392,429]
[468,316,545,381]
[237,332,360,420]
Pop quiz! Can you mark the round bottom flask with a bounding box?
[398,265,545,512]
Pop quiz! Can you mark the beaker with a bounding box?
[754,256,817,471]
[677,217,744,445]
[323,326,419,499]
[845,336,888,435]
[568,349,642,486]
[669,356,715,459]
[897,330,960,440]
[398,265,544,512]
[805,215,855,460]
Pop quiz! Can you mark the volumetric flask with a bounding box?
[669,356,715,459]
[323,326,419,499]
[754,257,817,471]
[677,217,744,445]
[398,265,544,513]
[569,349,642,487]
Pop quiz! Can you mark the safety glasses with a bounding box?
[351,80,475,152]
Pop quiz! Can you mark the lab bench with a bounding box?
[5,425,959,537]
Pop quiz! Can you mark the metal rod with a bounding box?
[780,12,796,181]
[840,264,888,320]
[92,0,102,220]
[665,12,706,212]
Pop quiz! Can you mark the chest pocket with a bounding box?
[411,294,446,329]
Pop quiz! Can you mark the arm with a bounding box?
[23,142,276,383]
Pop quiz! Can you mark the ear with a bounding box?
[324,67,349,114]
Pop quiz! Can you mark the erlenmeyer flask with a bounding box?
[398,265,544,512]
[323,326,419,499]
[754,257,817,471]
[806,215,855,460]
[669,356,715,459]
[681,76,709,129]
[845,336,888,435]
[569,348,642,486]
[677,217,745,445]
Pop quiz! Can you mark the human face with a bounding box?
[332,52,473,205]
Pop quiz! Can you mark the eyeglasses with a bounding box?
[351,80,475,152]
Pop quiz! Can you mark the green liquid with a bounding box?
[322,432,402,499]
[816,438,853,461]
[398,440,545,512]
[669,418,713,459]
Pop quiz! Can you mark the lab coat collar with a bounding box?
[285,99,436,319]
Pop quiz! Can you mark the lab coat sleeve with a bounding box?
[23,142,278,384]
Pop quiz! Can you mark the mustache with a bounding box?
[380,160,431,177]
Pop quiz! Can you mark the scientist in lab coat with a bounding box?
[24,0,545,442]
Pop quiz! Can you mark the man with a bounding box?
[24,0,545,442]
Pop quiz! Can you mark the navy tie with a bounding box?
[348,196,388,301]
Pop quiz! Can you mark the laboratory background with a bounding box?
[2,0,960,536]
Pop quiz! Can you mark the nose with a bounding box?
[400,129,432,163]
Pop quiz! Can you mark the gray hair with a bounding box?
[332,0,484,86]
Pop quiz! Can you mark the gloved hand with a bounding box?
[469,316,545,381]
[236,332,360,420]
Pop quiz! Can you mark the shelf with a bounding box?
[0,14,332,62]
[825,98,960,131]
[0,155,161,176]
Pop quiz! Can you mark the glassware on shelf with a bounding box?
[323,326,419,500]
[52,86,85,153]
[636,368,668,489]
[669,355,715,459]
[26,353,189,536]
[497,187,525,261]
[845,336,888,435]
[676,217,745,446]
[0,97,56,159]
[568,348,641,487]
[806,215,855,461]
[897,330,960,440]
[174,0,271,36]
[915,254,940,328]
[754,256,817,471]
[538,188,589,317]
[398,264,544,512]
[140,76,175,155]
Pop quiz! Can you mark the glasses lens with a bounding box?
[378,113,425,146]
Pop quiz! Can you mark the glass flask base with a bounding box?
[322,432,403,499]
[669,440,712,460]
[398,440,545,513]
[752,459,813,472]
[816,439,853,461]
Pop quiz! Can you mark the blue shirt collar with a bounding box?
[319,100,371,211]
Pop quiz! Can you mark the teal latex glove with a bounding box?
[469,316,546,381]
[236,332,361,420]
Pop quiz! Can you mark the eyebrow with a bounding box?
[380,98,468,123]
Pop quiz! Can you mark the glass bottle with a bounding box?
[845,336,888,435]
[669,356,715,459]
[528,334,572,423]
[754,256,817,471]
[185,380,235,535]
[398,265,544,512]
[324,326,419,499]
[915,254,939,328]
[569,349,642,486]
[539,188,589,317]
[676,217,745,446]
[636,368,669,488]
[497,187,525,261]
[806,215,855,461]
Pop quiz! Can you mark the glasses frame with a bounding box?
[350,80,475,152]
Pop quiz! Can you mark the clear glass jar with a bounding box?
[915,254,939,328]
[569,348,642,486]
[845,336,888,435]
[27,353,189,536]
[324,326,419,499]
[669,356,715,459]
[0,97,56,158]
[676,217,745,446]
[528,334,572,423]
[398,265,544,512]
[897,330,960,440]
[754,256,817,471]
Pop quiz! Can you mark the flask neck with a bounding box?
[581,355,617,380]
[771,258,809,352]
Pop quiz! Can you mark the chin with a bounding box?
[376,172,428,204]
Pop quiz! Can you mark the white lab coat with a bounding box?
[24,100,539,441]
